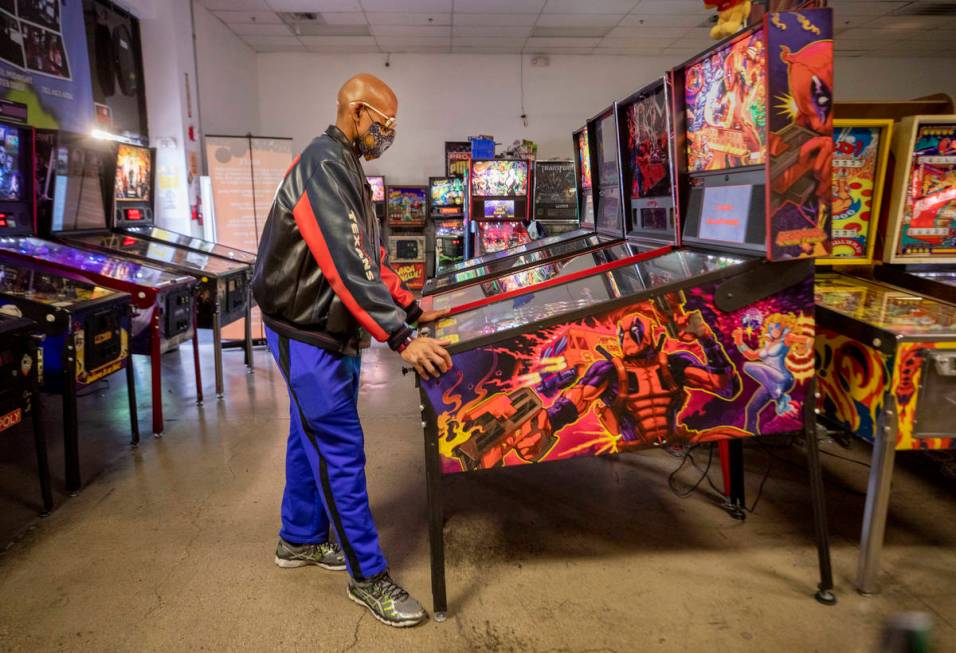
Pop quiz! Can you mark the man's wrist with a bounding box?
[396,335,413,353]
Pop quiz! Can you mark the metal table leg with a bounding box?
[192,310,204,406]
[29,337,53,515]
[150,315,164,437]
[244,285,254,372]
[422,399,447,621]
[63,344,81,495]
[126,355,140,446]
[807,379,836,605]
[856,394,897,595]
[213,302,224,399]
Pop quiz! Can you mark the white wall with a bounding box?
[256,51,956,184]
[193,3,260,136]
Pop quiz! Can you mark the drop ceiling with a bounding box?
[200,0,956,57]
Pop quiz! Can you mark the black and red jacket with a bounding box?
[252,125,422,354]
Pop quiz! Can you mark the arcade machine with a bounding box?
[416,7,837,618]
[109,143,255,265]
[47,134,252,400]
[367,175,386,225]
[874,115,956,303]
[0,266,137,494]
[0,312,52,515]
[0,124,197,438]
[445,142,471,178]
[386,185,428,290]
[532,160,578,237]
[429,176,465,276]
[815,116,956,595]
[469,159,533,258]
[587,104,626,243]
[573,125,595,231]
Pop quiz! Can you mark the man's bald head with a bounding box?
[336,73,397,121]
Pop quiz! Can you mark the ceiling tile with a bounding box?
[298,35,378,45]
[535,13,625,27]
[230,22,293,35]
[241,34,304,50]
[452,36,527,47]
[366,12,451,25]
[452,25,533,37]
[522,46,597,54]
[292,23,372,35]
[371,24,452,36]
[203,0,271,9]
[828,1,910,17]
[532,26,614,37]
[541,0,639,13]
[619,13,703,27]
[453,0,545,12]
[593,46,668,55]
[360,0,452,12]
[631,0,700,13]
[453,13,538,26]
[605,25,688,38]
[380,44,451,53]
[524,36,602,47]
[266,0,362,10]
[320,12,369,25]
[599,36,676,48]
[376,35,451,47]
[838,26,905,40]
[213,10,283,24]
[452,46,524,53]
[305,44,381,52]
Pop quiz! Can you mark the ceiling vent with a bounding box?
[277,11,371,36]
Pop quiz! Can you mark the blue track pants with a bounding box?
[266,326,387,580]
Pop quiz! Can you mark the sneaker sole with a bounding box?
[274,556,346,571]
[346,588,428,628]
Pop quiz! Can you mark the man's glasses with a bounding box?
[353,101,396,130]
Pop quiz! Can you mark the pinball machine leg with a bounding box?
[63,347,81,495]
[805,379,836,605]
[192,313,204,406]
[422,401,448,621]
[213,303,224,399]
[150,317,164,437]
[725,440,746,520]
[856,393,897,596]
[126,355,140,446]
[30,337,53,516]
[244,285,254,372]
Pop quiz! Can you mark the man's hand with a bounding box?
[401,337,453,380]
[418,307,450,326]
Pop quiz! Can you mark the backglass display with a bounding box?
[0,124,23,201]
[114,144,151,202]
[387,186,427,226]
[576,130,592,191]
[534,161,576,206]
[593,109,623,235]
[685,30,767,172]
[471,160,529,197]
[51,140,111,232]
[831,125,882,260]
[624,85,671,199]
[431,177,464,207]
[367,176,385,202]
[896,124,956,258]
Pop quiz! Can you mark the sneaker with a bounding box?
[274,538,346,571]
[347,571,428,628]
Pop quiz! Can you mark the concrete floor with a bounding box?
[0,339,954,652]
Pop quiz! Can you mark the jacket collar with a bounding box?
[326,125,357,154]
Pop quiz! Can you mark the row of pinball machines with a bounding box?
[415,7,838,621]
[368,156,581,283]
[814,105,956,595]
[0,124,257,505]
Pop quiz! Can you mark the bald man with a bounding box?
[252,73,450,628]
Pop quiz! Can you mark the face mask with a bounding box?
[356,121,395,161]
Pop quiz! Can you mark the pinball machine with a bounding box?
[43,133,252,400]
[0,265,136,494]
[814,115,956,594]
[469,159,534,258]
[573,125,595,232]
[429,176,466,276]
[873,115,956,303]
[108,143,256,266]
[0,123,198,438]
[366,175,386,224]
[385,184,428,290]
[0,312,52,515]
[532,160,578,237]
[416,7,837,619]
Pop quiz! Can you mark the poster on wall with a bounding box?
[0,0,94,131]
[206,135,294,341]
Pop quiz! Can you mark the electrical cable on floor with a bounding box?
[667,443,715,498]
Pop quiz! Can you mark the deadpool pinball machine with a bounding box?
[0,312,52,515]
[43,133,252,400]
[386,184,428,290]
[0,126,197,437]
[415,8,837,619]
[429,176,466,276]
[0,265,137,494]
[814,115,956,595]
